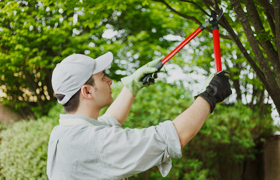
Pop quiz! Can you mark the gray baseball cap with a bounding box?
[52,52,113,105]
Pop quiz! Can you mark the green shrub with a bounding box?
[0,109,60,179]
[0,82,276,179]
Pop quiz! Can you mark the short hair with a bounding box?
[56,75,95,113]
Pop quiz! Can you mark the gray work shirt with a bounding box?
[47,114,182,180]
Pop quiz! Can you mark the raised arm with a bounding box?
[105,86,135,125]
[173,97,210,148]
[173,71,232,148]
[105,57,162,125]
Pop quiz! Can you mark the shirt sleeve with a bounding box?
[156,121,182,176]
[99,120,182,179]
[97,114,122,127]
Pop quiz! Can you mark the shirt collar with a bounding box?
[59,114,104,126]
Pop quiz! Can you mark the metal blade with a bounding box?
[217,9,223,20]
[201,9,223,28]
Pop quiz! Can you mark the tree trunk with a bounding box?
[229,0,280,115]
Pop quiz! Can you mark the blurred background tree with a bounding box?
[0,0,181,118]
[0,0,279,118]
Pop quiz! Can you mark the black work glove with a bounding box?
[195,71,232,113]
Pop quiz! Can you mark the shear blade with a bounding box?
[217,9,223,20]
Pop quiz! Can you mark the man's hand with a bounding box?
[121,57,163,96]
[195,71,232,113]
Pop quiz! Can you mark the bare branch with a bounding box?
[200,0,212,11]
[275,0,280,64]
[179,0,210,16]
[227,61,242,101]
[219,16,264,84]
[218,33,231,40]
[264,10,276,36]
[157,0,202,25]
[201,0,214,7]
[258,0,275,20]
[154,0,231,40]
[213,0,219,10]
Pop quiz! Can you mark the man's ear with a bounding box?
[80,85,93,99]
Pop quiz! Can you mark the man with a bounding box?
[47,51,231,179]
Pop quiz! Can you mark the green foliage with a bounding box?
[0,0,275,117]
[0,0,183,117]
[0,110,59,179]
[183,159,208,180]
[0,82,275,179]
[101,81,192,128]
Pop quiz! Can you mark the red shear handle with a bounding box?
[212,29,222,72]
[161,27,203,65]
[142,26,204,84]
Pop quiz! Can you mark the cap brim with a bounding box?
[93,52,113,74]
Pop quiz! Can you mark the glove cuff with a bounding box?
[197,91,216,113]
[121,76,140,97]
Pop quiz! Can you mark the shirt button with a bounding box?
[167,155,170,158]
[165,170,168,174]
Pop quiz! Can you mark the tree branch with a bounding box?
[275,0,280,64]
[156,0,202,25]
[226,60,242,101]
[154,0,231,40]
[264,10,276,36]
[218,16,269,100]
[200,0,212,11]
[243,0,280,87]
[218,33,231,40]
[213,0,219,10]
[230,0,280,114]
[258,0,275,20]
[179,0,210,16]
[201,0,214,7]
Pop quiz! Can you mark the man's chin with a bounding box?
[106,98,114,106]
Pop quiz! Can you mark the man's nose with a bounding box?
[107,77,112,85]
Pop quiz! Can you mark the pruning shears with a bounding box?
[142,10,224,84]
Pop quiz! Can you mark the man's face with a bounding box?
[91,71,113,108]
